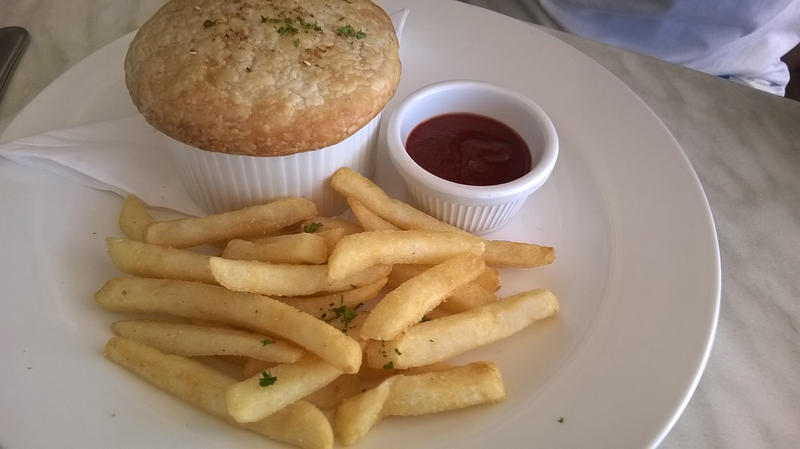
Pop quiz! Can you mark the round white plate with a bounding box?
[0,1,720,448]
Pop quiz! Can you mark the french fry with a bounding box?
[331,167,459,233]
[226,356,343,423]
[330,167,554,268]
[388,264,499,312]
[144,197,317,248]
[223,234,328,265]
[357,361,454,382]
[209,355,250,367]
[250,227,347,256]
[279,279,387,319]
[316,227,347,254]
[209,257,391,297]
[335,362,506,445]
[111,320,304,363]
[118,194,155,241]
[482,240,555,268]
[366,289,559,369]
[347,197,399,231]
[437,283,497,314]
[242,358,276,379]
[104,337,333,449]
[300,216,363,235]
[95,277,362,373]
[475,266,501,291]
[327,230,484,281]
[106,237,215,284]
[360,254,485,341]
[303,374,361,409]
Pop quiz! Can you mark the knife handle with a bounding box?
[0,26,30,101]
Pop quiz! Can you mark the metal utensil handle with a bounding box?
[0,27,30,101]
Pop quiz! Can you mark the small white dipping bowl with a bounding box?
[386,80,558,234]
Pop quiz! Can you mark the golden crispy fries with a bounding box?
[107,237,215,284]
[335,362,506,445]
[422,308,451,321]
[98,169,562,447]
[209,257,391,297]
[327,230,484,281]
[251,226,348,254]
[104,337,333,449]
[387,264,498,312]
[346,197,399,231]
[331,167,459,233]
[357,361,454,382]
[366,289,559,369]
[475,266,501,291]
[280,279,387,319]
[360,254,485,341]
[144,197,317,248]
[95,277,362,373]
[331,167,555,268]
[111,320,304,363]
[316,227,347,253]
[210,355,250,367]
[242,358,276,379]
[303,374,361,409]
[118,195,155,241]
[482,240,556,268]
[437,283,498,314]
[223,234,328,265]
[389,263,498,291]
[226,356,343,423]
[300,216,363,235]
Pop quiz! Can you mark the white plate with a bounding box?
[0,1,720,448]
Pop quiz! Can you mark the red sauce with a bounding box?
[405,113,532,186]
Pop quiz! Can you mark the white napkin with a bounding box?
[0,8,410,217]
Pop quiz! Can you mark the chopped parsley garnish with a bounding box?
[394,348,402,355]
[331,304,357,325]
[276,24,299,35]
[336,24,366,39]
[261,15,281,24]
[322,300,363,332]
[383,362,394,370]
[261,339,274,346]
[303,222,323,233]
[259,371,277,387]
[294,38,300,47]
[297,17,323,33]
[420,316,431,322]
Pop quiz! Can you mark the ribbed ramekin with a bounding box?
[165,113,381,216]
[386,80,558,234]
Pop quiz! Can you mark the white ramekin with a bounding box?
[165,113,381,216]
[386,80,558,234]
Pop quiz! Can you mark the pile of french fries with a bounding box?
[95,167,559,448]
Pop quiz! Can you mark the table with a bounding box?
[2,1,799,448]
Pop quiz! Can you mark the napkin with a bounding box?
[0,8,410,217]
